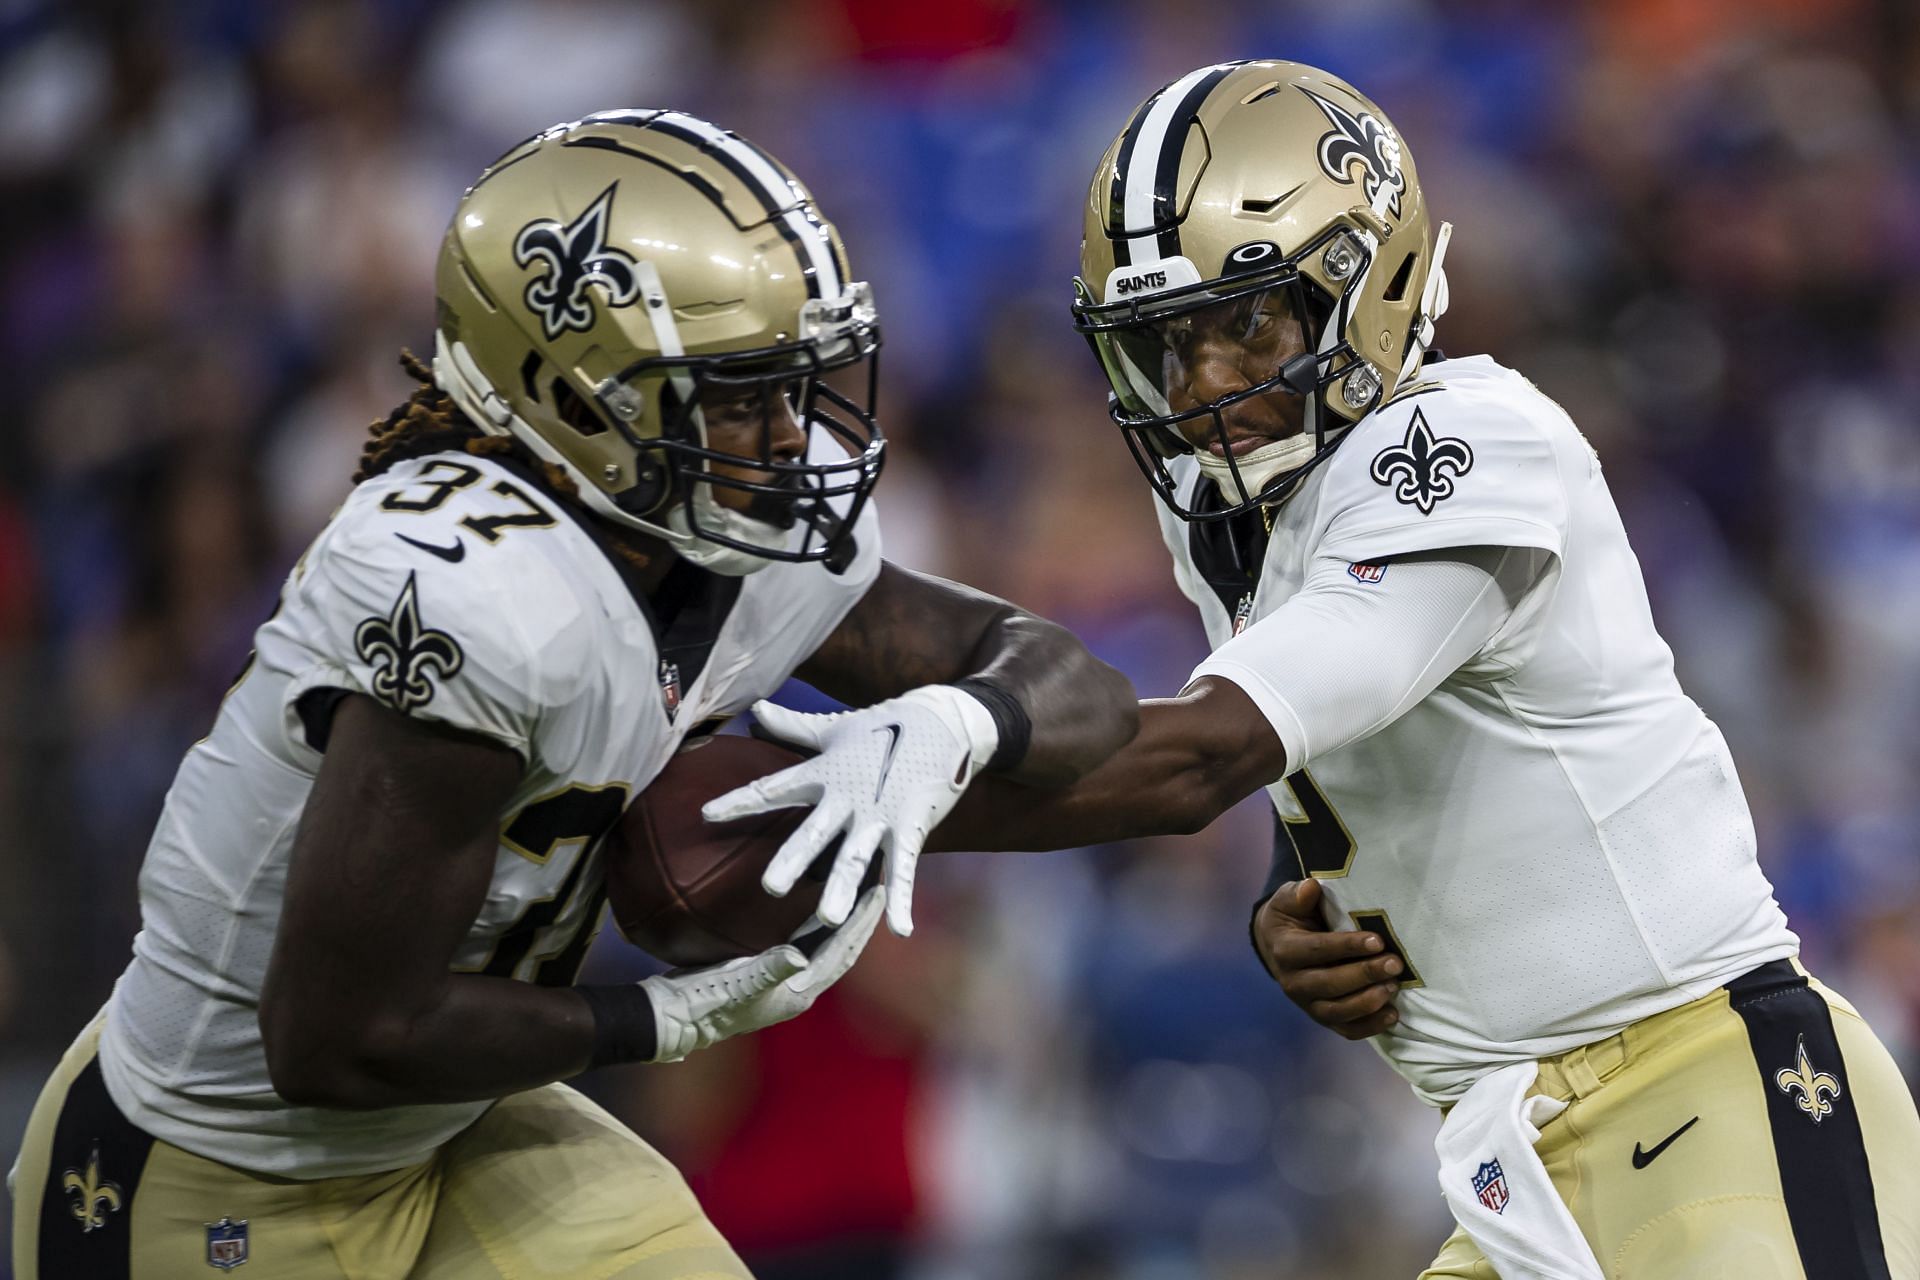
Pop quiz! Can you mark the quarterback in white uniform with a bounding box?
[936,61,1919,1278]
[10,113,1135,1280]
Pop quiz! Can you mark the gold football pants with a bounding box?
[1422,960,1920,1279]
[11,1019,753,1279]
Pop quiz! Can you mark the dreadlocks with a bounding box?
[356,350,582,502]
[356,351,663,573]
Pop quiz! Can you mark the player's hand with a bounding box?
[642,886,885,1062]
[702,687,1000,937]
[1253,879,1403,1041]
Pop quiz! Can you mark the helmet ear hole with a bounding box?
[550,378,610,437]
[1382,251,1418,304]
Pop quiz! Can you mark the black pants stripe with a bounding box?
[33,1055,157,1279]
[1728,959,1891,1280]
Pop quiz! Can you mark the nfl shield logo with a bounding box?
[205,1217,249,1269]
[1471,1159,1510,1214]
[1347,561,1387,584]
[658,659,682,723]
[1232,592,1255,636]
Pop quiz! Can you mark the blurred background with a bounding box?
[2,0,1918,1275]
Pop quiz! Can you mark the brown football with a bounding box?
[607,734,830,968]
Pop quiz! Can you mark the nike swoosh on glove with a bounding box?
[701,685,1000,937]
[642,886,886,1062]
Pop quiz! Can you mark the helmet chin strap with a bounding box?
[1194,431,1320,504]
[658,490,789,577]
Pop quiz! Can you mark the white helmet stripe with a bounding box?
[647,111,841,299]
[1119,62,1239,264]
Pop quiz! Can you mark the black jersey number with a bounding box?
[1278,771,1424,988]
[478,783,631,986]
[382,466,558,545]
[380,460,482,512]
[460,481,558,542]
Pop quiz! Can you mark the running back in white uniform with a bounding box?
[1156,354,1798,1104]
[98,445,879,1177]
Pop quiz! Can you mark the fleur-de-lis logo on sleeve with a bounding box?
[354,573,464,713]
[1774,1035,1843,1124]
[62,1145,123,1233]
[512,184,641,340]
[1370,408,1475,514]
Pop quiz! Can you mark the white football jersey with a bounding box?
[97,447,880,1177]
[1158,355,1798,1105]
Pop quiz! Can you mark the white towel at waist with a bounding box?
[1433,1061,1604,1280]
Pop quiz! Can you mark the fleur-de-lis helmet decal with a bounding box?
[354,573,464,713]
[1370,408,1474,515]
[1303,87,1406,220]
[512,183,641,340]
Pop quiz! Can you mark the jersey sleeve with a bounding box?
[273,500,588,761]
[1314,388,1570,566]
[1189,546,1545,773]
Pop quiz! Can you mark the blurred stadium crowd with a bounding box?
[3,0,1918,1276]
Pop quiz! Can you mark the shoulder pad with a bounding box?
[1314,373,1571,564]
[287,461,599,755]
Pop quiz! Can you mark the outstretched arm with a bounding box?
[930,544,1547,853]
[708,561,1138,935]
[929,676,1286,851]
[795,562,1138,785]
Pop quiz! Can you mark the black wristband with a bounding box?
[952,677,1032,774]
[576,984,659,1068]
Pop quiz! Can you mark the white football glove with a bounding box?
[702,686,1000,937]
[641,886,885,1063]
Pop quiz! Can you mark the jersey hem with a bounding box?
[1395,940,1803,1108]
[98,1021,486,1181]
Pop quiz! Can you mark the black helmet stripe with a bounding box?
[1150,64,1239,257]
[1112,62,1243,268]
[641,112,836,300]
[561,135,734,211]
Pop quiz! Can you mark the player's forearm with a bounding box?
[266,977,599,1109]
[799,564,1137,785]
[962,610,1139,785]
[930,688,1280,851]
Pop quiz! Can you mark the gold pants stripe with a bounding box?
[1422,965,1920,1279]
[12,1019,754,1279]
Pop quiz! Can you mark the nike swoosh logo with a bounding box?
[872,723,902,801]
[395,533,466,563]
[1631,1115,1700,1169]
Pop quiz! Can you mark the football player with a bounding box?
[931,61,1920,1277]
[9,111,1135,1280]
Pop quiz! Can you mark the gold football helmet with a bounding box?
[1071,61,1452,520]
[434,109,883,573]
